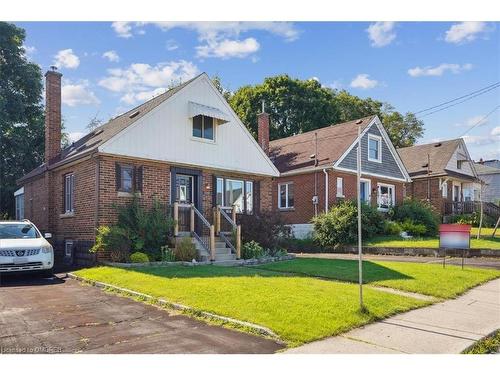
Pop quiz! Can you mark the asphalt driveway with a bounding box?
[0,273,283,354]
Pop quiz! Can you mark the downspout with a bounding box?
[323,168,329,212]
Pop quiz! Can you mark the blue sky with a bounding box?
[16,21,500,160]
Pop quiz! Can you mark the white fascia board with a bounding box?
[333,166,410,183]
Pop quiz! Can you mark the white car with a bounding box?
[0,220,54,276]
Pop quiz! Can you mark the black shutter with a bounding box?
[136,166,143,193]
[115,163,121,190]
[212,175,217,207]
[254,181,261,215]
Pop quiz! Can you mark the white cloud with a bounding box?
[62,80,100,107]
[196,38,260,59]
[462,127,500,147]
[98,60,199,104]
[350,74,379,89]
[491,126,500,136]
[453,115,489,128]
[366,22,396,47]
[408,63,472,77]
[68,132,86,143]
[102,50,120,62]
[166,39,179,51]
[54,49,80,69]
[112,22,133,38]
[444,22,491,44]
[23,45,36,56]
[111,21,299,41]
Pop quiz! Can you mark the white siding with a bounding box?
[445,142,476,177]
[99,75,279,177]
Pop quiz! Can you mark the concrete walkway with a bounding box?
[287,278,500,354]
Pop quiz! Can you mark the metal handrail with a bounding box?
[219,231,236,253]
[192,204,211,228]
[220,208,236,229]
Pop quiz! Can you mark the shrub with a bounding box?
[114,196,175,261]
[400,220,427,237]
[391,199,439,236]
[312,200,385,247]
[174,237,197,261]
[239,211,291,250]
[449,213,494,227]
[130,252,150,263]
[90,225,131,262]
[241,240,265,259]
[384,220,403,235]
[160,246,176,262]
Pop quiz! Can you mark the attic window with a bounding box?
[434,143,442,147]
[192,115,214,141]
[93,129,103,136]
[129,110,140,119]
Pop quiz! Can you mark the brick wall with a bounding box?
[23,174,49,233]
[408,177,451,214]
[273,169,406,224]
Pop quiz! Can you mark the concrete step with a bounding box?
[214,253,237,262]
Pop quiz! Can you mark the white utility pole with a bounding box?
[356,124,364,310]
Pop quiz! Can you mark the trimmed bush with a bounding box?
[400,220,427,237]
[239,211,291,250]
[312,200,385,247]
[130,252,150,263]
[174,237,197,261]
[384,220,403,235]
[391,199,440,236]
[242,240,265,259]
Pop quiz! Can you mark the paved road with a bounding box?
[0,273,283,354]
[296,253,500,269]
[287,278,500,354]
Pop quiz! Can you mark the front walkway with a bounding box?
[286,278,500,354]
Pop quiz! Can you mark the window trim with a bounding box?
[360,178,371,204]
[64,173,75,214]
[367,134,382,163]
[336,177,344,198]
[215,176,254,214]
[119,164,134,193]
[192,115,216,142]
[442,181,448,198]
[376,182,395,211]
[278,182,294,210]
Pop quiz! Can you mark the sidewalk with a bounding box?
[286,278,500,354]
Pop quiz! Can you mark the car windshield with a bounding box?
[0,224,40,239]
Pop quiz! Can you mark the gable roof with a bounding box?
[18,74,201,183]
[269,115,376,173]
[397,139,474,179]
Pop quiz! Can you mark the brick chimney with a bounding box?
[45,67,62,165]
[257,102,270,155]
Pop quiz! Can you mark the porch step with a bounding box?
[214,253,237,262]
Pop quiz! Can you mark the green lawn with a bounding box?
[470,227,499,238]
[364,235,500,249]
[255,258,500,298]
[74,265,427,346]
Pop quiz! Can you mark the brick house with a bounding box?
[17,69,279,265]
[258,115,411,238]
[397,139,483,217]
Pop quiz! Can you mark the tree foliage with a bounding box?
[228,75,424,148]
[0,22,45,217]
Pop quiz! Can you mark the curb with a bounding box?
[67,272,283,343]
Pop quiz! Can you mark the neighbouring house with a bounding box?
[17,69,279,265]
[397,139,492,219]
[474,160,500,204]
[263,115,411,238]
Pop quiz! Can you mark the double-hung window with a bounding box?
[116,164,143,194]
[64,173,75,213]
[193,115,214,141]
[278,183,294,209]
[368,134,382,162]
